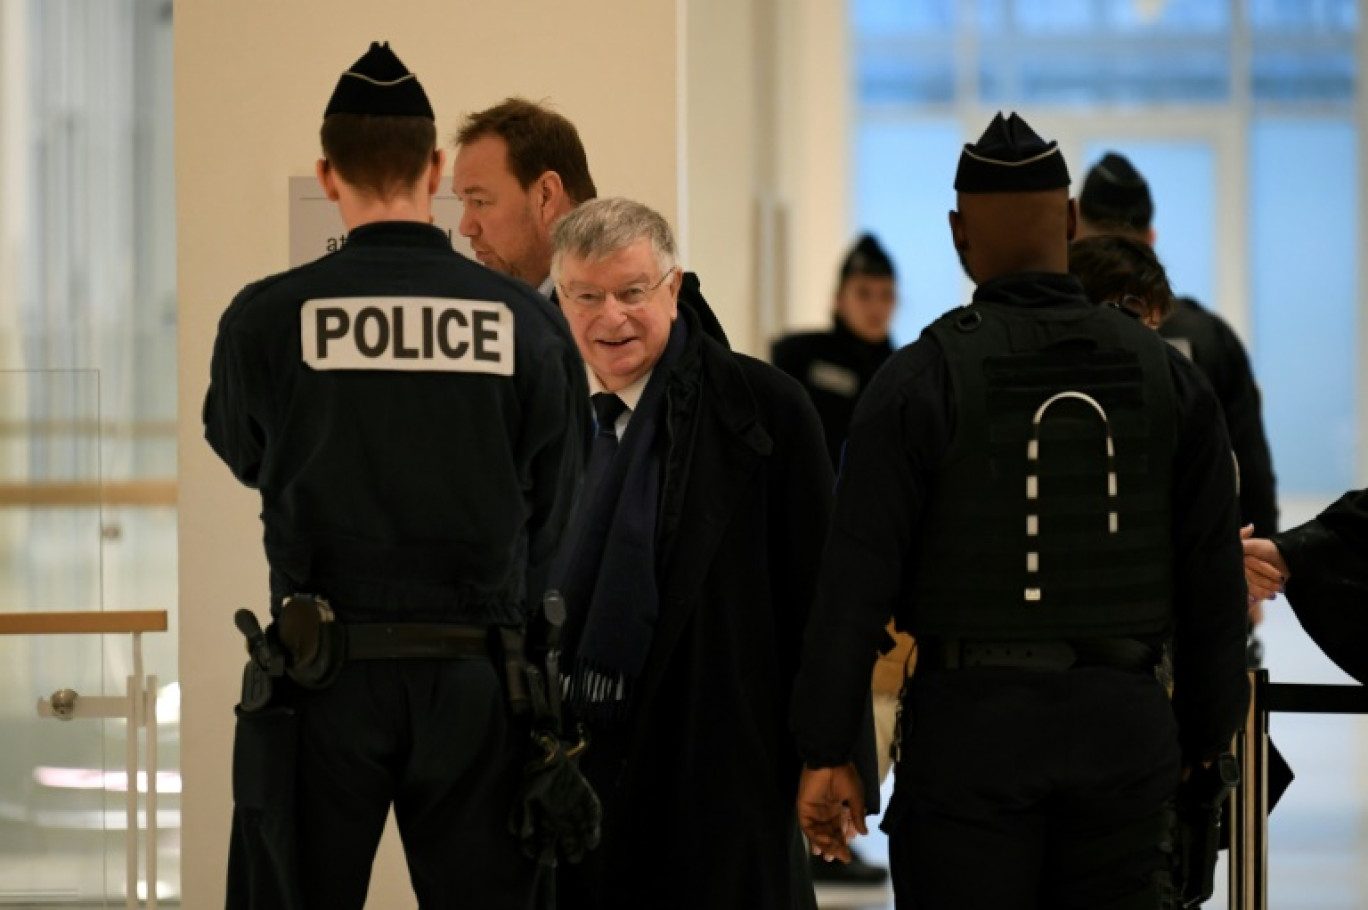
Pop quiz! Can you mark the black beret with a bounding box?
[840,234,895,281]
[324,42,434,121]
[955,112,1070,194]
[1079,152,1154,224]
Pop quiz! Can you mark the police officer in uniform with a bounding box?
[1077,152,1278,540]
[204,42,588,909]
[1078,153,1277,669]
[791,113,1249,909]
[772,234,898,470]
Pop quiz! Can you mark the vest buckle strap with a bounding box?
[961,640,1076,671]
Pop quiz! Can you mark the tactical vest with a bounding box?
[911,300,1177,640]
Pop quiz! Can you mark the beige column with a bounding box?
[774,0,851,334]
[175,2,679,905]
[681,0,759,353]
[681,0,850,357]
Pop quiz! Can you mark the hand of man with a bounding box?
[1241,524,1289,604]
[796,763,867,863]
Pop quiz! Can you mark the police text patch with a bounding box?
[301,297,514,375]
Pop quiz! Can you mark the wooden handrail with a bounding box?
[0,419,177,438]
[0,480,177,507]
[0,610,168,635]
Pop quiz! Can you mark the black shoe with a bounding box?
[809,848,888,885]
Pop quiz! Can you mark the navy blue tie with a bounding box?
[583,392,627,507]
[592,392,626,443]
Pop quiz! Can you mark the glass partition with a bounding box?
[0,367,180,906]
[0,0,180,900]
[0,369,109,902]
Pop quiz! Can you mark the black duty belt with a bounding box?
[919,637,1158,674]
[346,623,493,661]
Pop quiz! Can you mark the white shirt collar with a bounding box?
[587,369,652,416]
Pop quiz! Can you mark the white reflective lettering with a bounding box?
[301,297,515,374]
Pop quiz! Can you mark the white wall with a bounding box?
[175,2,679,904]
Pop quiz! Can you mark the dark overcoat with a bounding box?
[586,276,835,909]
[1279,489,1368,684]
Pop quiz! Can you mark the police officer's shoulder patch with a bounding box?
[300,297,515,375]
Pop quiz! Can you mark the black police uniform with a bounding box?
[772,317,895,469]
[205,218,588,907]
[1159,296,1278,536]
[791,266,1249,907]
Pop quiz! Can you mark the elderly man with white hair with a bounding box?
[545,197,837,910]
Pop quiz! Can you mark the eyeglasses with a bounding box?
[1104,294,1163,329]
[1103,294,1148,317]
[559,267,677,309]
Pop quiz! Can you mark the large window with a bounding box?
[853,0,1360,497]
[0,0,179,902]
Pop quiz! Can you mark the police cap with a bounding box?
[324,41,434,121]
[954,112,1070,194]
[1079,151,1154,230]
[840,234,896,282]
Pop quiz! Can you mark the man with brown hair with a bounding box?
[206,43,588,908]
[453,97,598,295]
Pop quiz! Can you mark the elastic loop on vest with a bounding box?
[1025,390,1120,602]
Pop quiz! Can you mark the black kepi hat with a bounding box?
[1079,151,1153,223]
[954,112,1070,193]
[840,234,896,282]
[324,41,434,120]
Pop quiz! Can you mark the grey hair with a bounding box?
[550,197,677,283]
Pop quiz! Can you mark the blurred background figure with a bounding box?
[772,234,898,471]
[1077,151,1277,666]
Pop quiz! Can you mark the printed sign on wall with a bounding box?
[288,176,474,268]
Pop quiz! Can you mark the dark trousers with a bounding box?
[229,660,538,910]
[884,666,1180,910]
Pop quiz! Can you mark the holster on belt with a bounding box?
[1175,751,1239,908]
[229,610,306,906]
[276,593,346,690]
[233,608,288,712]
[507,589,602,870]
